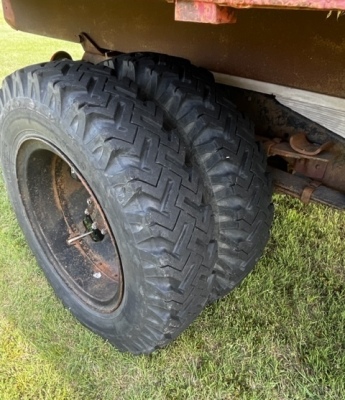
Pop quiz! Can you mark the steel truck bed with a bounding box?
[2,0,345,98]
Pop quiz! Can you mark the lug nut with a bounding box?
[70,167,80,182]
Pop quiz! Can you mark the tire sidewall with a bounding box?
[0,99,150,349]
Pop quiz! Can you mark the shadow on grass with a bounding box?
[0,186,344,399]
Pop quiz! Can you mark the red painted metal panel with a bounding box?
[176,0,345,10]
[2,0,15,28]
[2,0,345,98]
[175,2,237,23]
[174,0,345,24]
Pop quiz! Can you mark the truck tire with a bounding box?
[0,60,216,354]
[103,53,273,302]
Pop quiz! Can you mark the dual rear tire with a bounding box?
[0,55,273,354]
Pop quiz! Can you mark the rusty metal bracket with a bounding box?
[260,133,332,181]
[301,181,322,204]
[261,132,345,202]
[270,168,345,209]
[80,33,121,64]
[290,133,331,156]
[175,1,237,24]
[262,133,331,162]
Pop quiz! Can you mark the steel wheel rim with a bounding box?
[16,138,123,313]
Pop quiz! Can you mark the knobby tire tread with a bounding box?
[103,53,273,302]
[0,60,216,353]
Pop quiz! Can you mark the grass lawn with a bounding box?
[0,8,344,400]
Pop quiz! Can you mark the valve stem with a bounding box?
[67,230,93,245]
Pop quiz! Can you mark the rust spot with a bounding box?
[175,1,237,24]
[2,0,16,29]
[53,155,122,286]
[260,133,345,202]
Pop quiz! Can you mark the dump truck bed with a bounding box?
[2,0,345,97]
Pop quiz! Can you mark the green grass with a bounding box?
[0,10,344,400]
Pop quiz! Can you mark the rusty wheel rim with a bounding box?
[16,138,123,313]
